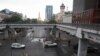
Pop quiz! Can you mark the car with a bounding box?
[43,41,57,48]
[11,43,25,49]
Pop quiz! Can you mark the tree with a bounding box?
[47,19,57,24]
[31,19,37,23]
[2,12,23,23]
[22,18,37,24]
[46,14,57,24]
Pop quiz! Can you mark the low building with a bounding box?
[63,12,72,23]
[0,13,11,22]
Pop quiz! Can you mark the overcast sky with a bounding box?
[0,0,73,20]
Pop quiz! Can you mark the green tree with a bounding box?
[47,14,57,24]
[2,12,23,23]
[31,19,37,23]
[23,18,37,24]
[47,19,57,24]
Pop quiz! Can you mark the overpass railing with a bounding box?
[57,23,100,31]
[0,23,100,31]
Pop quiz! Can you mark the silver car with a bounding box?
[43,41,57,48]
[11,43,25,49]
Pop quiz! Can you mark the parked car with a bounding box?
[43,41,57,48]
[11,43,25,49]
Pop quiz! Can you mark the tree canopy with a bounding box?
[2,12,23,23]
[46,14,57,24]
[47,19,57,24]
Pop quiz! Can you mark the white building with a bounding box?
[63,12,72,23]
[55,3,65,23]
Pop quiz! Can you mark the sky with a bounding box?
[0,0,73,20]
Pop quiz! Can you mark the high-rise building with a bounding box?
[45,5,53,21]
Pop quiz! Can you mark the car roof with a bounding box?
[12,43,20,44]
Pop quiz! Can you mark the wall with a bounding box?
[73,0,85,13]
[73,0,96,13]
[63,14,72,23]
[85,0,96,10]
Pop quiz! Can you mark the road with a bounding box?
[0,27,57,56]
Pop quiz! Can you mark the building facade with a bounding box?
[45,5,53,21]
[72,0,100,24]
[63,12,72,23]
[55,3,66,23]
[0,13,11,22]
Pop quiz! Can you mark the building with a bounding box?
[0,9,12,22]
[0,13,11,22]
[72,0,100,24]
[45,5,53,21]
[2,9,11,15]
[37,12,42,23]
[0,9,12,15]
[38,12,41,21]
[0,13,6,22]
[63,12,72,23]
[55,3,65,23]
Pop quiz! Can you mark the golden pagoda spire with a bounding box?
[37,12,42,23]
[38,12,41,21]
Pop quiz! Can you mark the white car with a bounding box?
[43,41,57,48]
[11,43,25,49]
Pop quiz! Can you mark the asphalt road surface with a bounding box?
[0,28,57,56]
